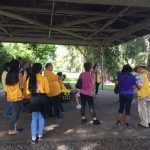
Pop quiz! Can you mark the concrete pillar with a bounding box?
[99,42,104,90]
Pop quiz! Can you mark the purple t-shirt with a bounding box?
[117,72,136,94]
[80,72,95,96]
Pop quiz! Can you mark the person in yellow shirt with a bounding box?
[57,72,68,91]
[23,66,31,101]
[19,60,28,91]
[1,62,13,118]
[135,65,150,128]
[1,63,9,91]
[57,72,70,107]
[44,63,62,118]
[58,72,81,109]
[19,61,31,109]
[6,59,24,135]
[93,64,101,95]
[27,63,49,144]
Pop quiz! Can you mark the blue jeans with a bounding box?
[9,101,23,130]
[31,112,44,141]
[3,102,13,117]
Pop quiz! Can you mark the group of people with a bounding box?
[116,64,150,128]
[1,58,102,144]
[3,57,150,144]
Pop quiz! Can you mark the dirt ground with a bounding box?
[0,90,150,150]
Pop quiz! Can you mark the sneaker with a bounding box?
[81,119,87,124]
[8,130,21,135]
[125,123,131,128]
[76,104,81,109]
[93,120,102,125]
[37,137,43,143]
[31,140,37,145]
[138,123,149,128]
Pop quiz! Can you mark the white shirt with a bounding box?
[136,73,150,101]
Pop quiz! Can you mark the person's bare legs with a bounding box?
[74,90,81,109]
[125,115,130,123]
[118,113,123,121]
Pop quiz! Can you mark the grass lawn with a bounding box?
[103,85,114,91]
[0,78,115,91]
[0,83,2,90]
[64,78,114,91]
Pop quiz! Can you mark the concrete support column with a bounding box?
[99,42,104,90]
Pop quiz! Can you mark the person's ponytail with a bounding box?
[29,63,42,95]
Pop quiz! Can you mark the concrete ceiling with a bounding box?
[0,0,150,46]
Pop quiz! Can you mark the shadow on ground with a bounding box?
[0,90,150,150]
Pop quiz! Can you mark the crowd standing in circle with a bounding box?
[1,57,150,144]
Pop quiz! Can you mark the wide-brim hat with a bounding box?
[134,64,147,71]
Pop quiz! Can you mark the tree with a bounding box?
[28,44,56,66]
[0,43,13,74]
[121,37,147,65]
[0,43,56,75]
[104,46,121,80]
[55,46,83,72]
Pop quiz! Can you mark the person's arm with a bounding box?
[44,77,49,95]
[115,74,120,85]
[115,80,119,85]
[136,74,143,89]
[26,78,31,95]
[19,72,24,90]
[91,73,95,96]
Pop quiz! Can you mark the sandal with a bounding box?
[8,130,20,135]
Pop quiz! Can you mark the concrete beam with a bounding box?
[47,0,150,7]
[85,7,129,40]
[0,6,149,17]
[62,16,111,27]
[102,18,150,45]
[1,24,122,32]
[0,10,84,39]
[0,26,13,37]
[0,36,99,46]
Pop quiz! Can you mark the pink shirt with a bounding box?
[80,72,95,96]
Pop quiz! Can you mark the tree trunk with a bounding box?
[147,37,150,68]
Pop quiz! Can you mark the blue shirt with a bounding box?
[117,72,136,94]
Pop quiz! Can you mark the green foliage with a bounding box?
[0,43,56,75]
[28,44,56,66]
[105,46,121,79]
[55,46,83,72]
[61,37,148,80]
[103,37,148,79]
[121,38,147,64]
[0,43,13,74]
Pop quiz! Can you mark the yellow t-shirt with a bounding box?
[137,70,150,99]
[19,68,27,89]
[59,80,67,90]
[96,70,101,83]
[26,73,49,95]
[1,71,7,91]
[23,79,30,100]
[59,80,70,93]
[6,83,24,102]
[44,70,61,97]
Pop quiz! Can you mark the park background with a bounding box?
[0,36,149,90]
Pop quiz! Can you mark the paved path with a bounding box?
[0,91,150,149]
